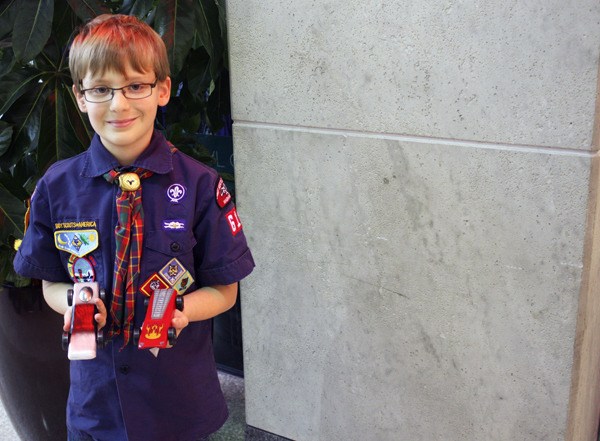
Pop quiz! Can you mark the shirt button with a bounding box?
[119,365,130,375]
[170,242,181,252]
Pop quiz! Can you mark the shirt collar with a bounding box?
[81,129,174,178]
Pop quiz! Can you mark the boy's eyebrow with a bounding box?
[82,75,155,86]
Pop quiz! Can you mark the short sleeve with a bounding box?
[13,181,70,282]
[192,176,255,286]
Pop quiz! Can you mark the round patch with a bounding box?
[68,256,95,283]
[167,183,186,203]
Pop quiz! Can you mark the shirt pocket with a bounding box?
[142,230,198,291]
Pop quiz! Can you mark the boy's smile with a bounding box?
[74,66,171,165]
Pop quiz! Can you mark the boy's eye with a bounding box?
[90,87,110,95]
[126,83,145,93]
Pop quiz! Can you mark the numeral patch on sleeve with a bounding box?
[225,207,243,236]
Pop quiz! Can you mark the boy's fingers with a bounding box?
[63,307,72,332]
[166,310,189,348]
[94,298,107,329]
[171,310,189,336]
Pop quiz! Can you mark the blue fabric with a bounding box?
[68,428,96,441]
[15,130,255,441]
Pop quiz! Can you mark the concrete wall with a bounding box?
[227,2,600,440]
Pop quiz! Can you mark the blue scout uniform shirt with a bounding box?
[14,130,255,441]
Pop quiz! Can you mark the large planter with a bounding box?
[0,285,69,441]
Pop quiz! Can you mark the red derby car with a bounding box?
[134,288,184,350]
[62,282,105,360]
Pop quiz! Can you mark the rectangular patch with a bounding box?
[55,220,97,230]
[225,207,243,236]
[162,220,186,231]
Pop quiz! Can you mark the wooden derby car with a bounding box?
[62,282,105,360]
[134,288,184,350]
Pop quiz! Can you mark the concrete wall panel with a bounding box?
[228,1,600,149]
[234,124,591,440]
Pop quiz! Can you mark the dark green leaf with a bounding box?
[55,83,91,160]
[51,2,84,54]
[66,0,111,23]
[13,0,54,62]
[0,66,43,119]
[0,122,13,157]
[195,0,223,79]
[0,82,49,170]
[0,0,16,39]
[0,44,15,78]
[215,0,228,70]
[126,0,156,20]
[0,178,27,238]
[186,47,212,99]
[9,154,37,199]
[155,0,196,75]
[205,72,230,132]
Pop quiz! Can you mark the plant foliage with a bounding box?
[0,0,230,285]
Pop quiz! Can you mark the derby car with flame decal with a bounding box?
[134,288,184,349]
[62,282,105,360]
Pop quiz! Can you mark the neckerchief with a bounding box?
[103,168,153,347]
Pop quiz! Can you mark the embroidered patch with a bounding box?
[140,273,170,297]
[67,256,96,283]
[162,220,186,231]
[173,271,194,295]
[159,258,187,286]
[54,230,99,257]
[167,184,186,203]
[215,177,232,208]
[54,221,97,230]
[225,207,243,236]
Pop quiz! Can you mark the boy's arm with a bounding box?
[172,283,238,332]
[42,280,72,314]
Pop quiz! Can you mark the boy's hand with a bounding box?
[62,298,107,332]
[171,309,189,338]
[94,298,108,330]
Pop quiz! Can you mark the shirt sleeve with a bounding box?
[13,180,70,282]
[192,175,255,286]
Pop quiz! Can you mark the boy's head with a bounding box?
[69,14,170,92]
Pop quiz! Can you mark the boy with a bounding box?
[13,14,255,441]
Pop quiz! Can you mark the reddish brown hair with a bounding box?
[69,14,170,90]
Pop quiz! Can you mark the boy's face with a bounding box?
[74,64,171,164]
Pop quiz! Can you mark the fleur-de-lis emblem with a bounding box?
[167,184,186,202]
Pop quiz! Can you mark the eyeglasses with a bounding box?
[78,80,158,103]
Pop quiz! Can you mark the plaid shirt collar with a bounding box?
[81,129,174,178]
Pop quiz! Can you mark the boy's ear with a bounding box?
[73,85,88,113]
[157,77,171,107]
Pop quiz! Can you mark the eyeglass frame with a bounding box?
[78,79,158,103]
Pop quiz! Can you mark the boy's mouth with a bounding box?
[108,118,137,128]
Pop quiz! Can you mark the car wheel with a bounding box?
[96,331,104,349]
[175,296,184,311]
[168,327,177,346]
[61,332,70,351]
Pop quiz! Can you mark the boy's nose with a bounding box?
[109,89,130,110]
